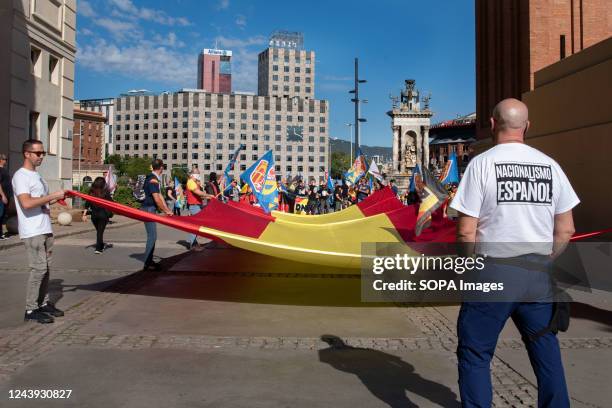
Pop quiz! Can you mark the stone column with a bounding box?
[423,125,430,169]
[392,125,399,173]
[415,126,422,169]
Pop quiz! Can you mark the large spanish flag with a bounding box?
[67,188,456,269]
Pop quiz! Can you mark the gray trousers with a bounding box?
[23,234,54,311]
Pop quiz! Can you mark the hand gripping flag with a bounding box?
[344,148,366,185]
[415,167,448,236]
[368,159,383,182]
[439,151,459,185]
[240,150,279,213]
[408,164,422,192]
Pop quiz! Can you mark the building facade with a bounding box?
[197,49,232,94]
[258,31,315,100]
[475,0,612,140]
[428,113,476,173]
[0,0,76,190]
[75,98,115,157]
[72,109,106,167]
[115,32,329,181]
[114,90,329,180]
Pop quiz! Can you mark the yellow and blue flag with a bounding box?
[409,164,422,192]
[240,150,279,213]
[439,151,459,185]
[344,148,366,185]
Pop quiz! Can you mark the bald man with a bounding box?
[450,98,579,407]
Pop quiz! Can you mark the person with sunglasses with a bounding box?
[12,139,66,324]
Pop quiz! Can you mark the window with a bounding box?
[272,85,279,91]
[306,77,311,83]
[252,154,258,160]
[253,113,259,120]
[172,112,178,118]
[287,115,292,122]
[319,117,325,123]
[295,77,301,83]
[306,67,311,73]
[172,153,177,160]
[294,67,300,73]
[240,113,247,120]
[284,66,289,73]
[216,164,223,171]
[172,133,178,139]
[205,111,211,118]
[216,143,223,149]
[193,111,199,117]
[320,156,326,163]
[29,111,40,139]
[319,146,325,152]
[192,153,198,159]
[228,133,235,140]
[172,143,178,149]
[193,122,199,128]
[287,146,292,152]
[253,145,258,151]
[205,132,211,139]
[124,144,130,150]
[204,143,211,149]
[320,127,326,132]
[294,86,300,92]
[216,154,223,160]
[47,115,58,154]
[48,55,59,85]
[30,46,42,77]
[273,75,278,81]
[217,133,223,139]
[283,86,289,92]
[284,75,289,82]
[273,65,278,71]
[183,111,188,118]
[153,143,158,149]
[163,112,169,119]
[319,137,326,143]
[204,164,211,170]
[192,132,198,139]
[217,112,223,118]
[154,113,159,119]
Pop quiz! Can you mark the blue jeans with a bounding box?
[457,301,569,407]
[141,206,157,266]
[187,204,202,247]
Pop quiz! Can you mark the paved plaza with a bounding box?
[0,223,611,407]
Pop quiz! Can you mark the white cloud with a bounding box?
[235,14,247,29]
[215,35,266,49]
[108,0,191,26]
[93,18,140,39]
[78,0,96,18]
[152,32,185,48]
[79,27,95,36]
[78,38,197,87]
[217,0,230,10]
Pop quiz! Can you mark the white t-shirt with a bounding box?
[12,168,53,239]
[450,143,579,257]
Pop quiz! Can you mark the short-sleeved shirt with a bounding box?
[186,178,203,206]
[12,168,53,239]
[450,143,580,257]
[141,173,161,208]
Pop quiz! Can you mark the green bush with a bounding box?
[113,185,140,208]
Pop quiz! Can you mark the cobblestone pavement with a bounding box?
[0,226,610,407]
[0,270,609,407]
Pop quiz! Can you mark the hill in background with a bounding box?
[329,138,392,161]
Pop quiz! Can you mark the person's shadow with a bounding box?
[318,335,459,408]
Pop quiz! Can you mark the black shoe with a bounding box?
[39,303,64,317]
[24,310,54,324]
[144,261,162,271]
[0,234,7,240]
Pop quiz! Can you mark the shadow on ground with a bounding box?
[319,335,460,407]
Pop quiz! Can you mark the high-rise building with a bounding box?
[75,98,115,157]
[475,0,612,140]
[197,49,232,94]
[0,0,76,190]
[258,31,315,99]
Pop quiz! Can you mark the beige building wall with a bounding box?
[521,37,612,232]
[0,0,76,190]
[114,91,329,181]
[258,48,315,99]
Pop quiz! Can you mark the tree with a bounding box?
[171,167,188,185]
[104,154,126,176]
[330,152,351,179]
[124,157,151,179]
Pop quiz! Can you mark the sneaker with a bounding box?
[94,249,102,254]
[0,234,7,240]
[39,303,64,317]
[24,310,54,324]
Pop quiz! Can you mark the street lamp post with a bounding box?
[345,123,353,160]
[77,121,83,190]
[349,58,367,160]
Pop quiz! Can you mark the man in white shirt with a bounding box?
[450,99,579,407]
[12,139,67,324]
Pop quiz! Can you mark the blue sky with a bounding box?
[76,0,475,147]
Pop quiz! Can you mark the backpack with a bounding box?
[133,174,147,202]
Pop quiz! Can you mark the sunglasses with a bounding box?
[27,151,46,157]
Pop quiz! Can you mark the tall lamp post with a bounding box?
[345,123,353,161]
[349,58,367,159]
[76,120,83,190]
